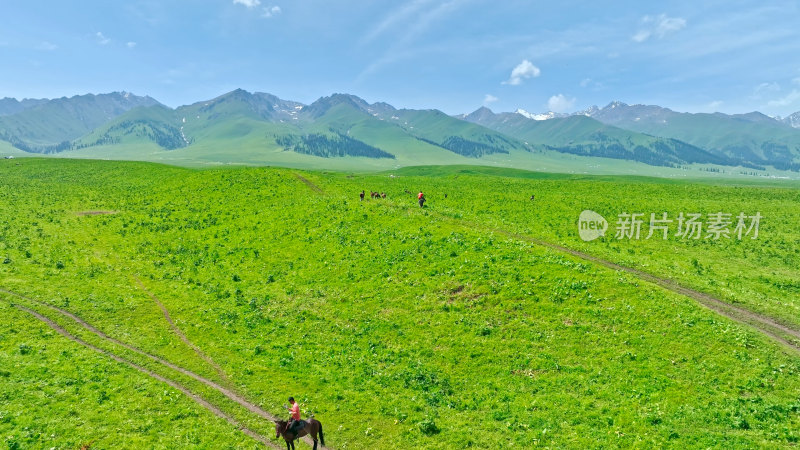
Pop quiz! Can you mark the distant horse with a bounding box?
[275,419,325,450]
[380,192,386,199]
[360,190,365,201]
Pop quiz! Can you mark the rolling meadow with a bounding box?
[1,158,799,448]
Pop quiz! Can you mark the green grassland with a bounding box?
[1,158,799,448]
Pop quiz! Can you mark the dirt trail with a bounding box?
[75,210,117,216]
[10,303,278,449]
[0,287,328,449]
[295,174,324,194]
[477,225,800,355]
[381,198,800,356]
[134,276,232,385]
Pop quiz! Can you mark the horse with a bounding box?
[275,419,325,450]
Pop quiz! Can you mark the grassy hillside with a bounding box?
[75,105,188,150]
[0,158,798,448]
[464,109,735,167]
[4,90,798,179]
[0,93,159,152]
[591,105,800,169]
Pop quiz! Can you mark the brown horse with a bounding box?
[275,419,325,450]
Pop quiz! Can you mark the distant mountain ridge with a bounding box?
[0,97,49,116]
[461,107,737,168]
[574,101,800,170]
[0,92,160,152]
[781,111,800,128]
[1,90,799,172]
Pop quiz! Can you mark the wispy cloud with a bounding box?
[233,0,260,8]
[361,0,434,45]
[356,0,471,82]
[503,60,540,85]
[483,94,498,105]
[127,41,137,49]
[96,32,111,45]
[547,94,575,113]
[632,14,686,42]
[233,0,280,19]
[262,5,281,18]
[767,90,800,108]
[752,81,780,100]
[36,41,58,51]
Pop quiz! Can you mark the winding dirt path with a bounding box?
[451,220,800,356]
[295,174,324,194]
[509,230,800,353]
[10,303,278,448]
[377,195,800,356]
[133,276,232,385]
[0,287,327,449]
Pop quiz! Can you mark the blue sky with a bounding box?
[2,0,800,116]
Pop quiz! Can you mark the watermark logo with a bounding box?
[578,210,608,242]
[578,211,762,241]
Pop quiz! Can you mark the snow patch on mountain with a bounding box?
[515,109,566,121]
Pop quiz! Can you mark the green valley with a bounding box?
[1,158,798,448]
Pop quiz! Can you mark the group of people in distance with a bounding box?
[359,189,427,207]
[360,190,387,200]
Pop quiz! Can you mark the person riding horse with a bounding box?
[277,396,325,450]
[285,397,302,434]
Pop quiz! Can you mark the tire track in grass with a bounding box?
[379,198,800,356]
[448,218,800,356]
[0,288,329,449]
[295,174,324,194]
[496,229,800,355]
[133,276,232,386]
[10,303,278,449]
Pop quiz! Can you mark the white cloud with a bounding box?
[36,41,57,51]
[96,32,110,45]
[355,0,470,82]
[262,5,281,18]
[233,0,261,8]
[767,90,800,107]
[756,81,780,93]
[632,14,687,42]
[503,60,540,85]
[707,100,723,111]
[547,94,576,113]
[361,0,434,45]
[483,94,498,105]
[126,41,137,48]
[752,81,780,99]
[631,31,651,43]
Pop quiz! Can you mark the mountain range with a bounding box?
[1,90,799,173]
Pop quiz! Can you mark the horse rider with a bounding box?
[285,397,302,434]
